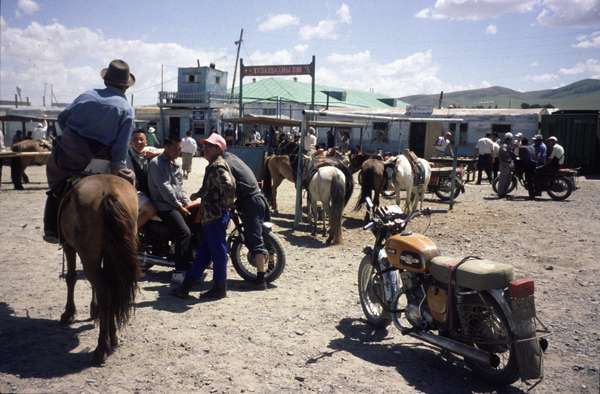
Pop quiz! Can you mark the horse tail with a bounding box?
[355,166,374,211]
[101,194,139,328]
[262,157,273,201]
[330,170,345,244]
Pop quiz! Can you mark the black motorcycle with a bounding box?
[138,209,286,283]
[492,167,575,201]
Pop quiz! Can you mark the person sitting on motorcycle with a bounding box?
[43,59,136,243]
[174,133,236,300]
[517,137,537,199]
[147,137,196,283]
[127,129,160,228]
[532,134,547,166]
[534,136,564,195]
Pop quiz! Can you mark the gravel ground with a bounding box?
[0,160,598,393]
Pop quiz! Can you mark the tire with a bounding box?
[230,231,286,283]
[547,176,573,201]
[492,175,517,196]
[434,177,462,201]
[358,255,391,328]
[462,293,520,386]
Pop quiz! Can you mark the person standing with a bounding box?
[434,131,454,157]
[303,127,317,155]
[475,133,494,184]
[265,126,277,155]
[532,134,547,166]
[518,137,537,199]
[146,126,159,147]
[497,132,514,198]
[32,118,48,140]
[43,59,136,243]
[0,126,5,150]
[174,133,236,299]
[326,128,336,149]
[491,134,500,180]
[181,130,197,179]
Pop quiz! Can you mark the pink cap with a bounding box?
[200,132,227,152]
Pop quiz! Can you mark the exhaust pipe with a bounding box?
[138,252,175,267]
[407,331,495,366]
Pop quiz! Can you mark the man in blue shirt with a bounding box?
[532,134,547,165]
[43,59,136,243]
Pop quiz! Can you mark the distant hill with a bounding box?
[400,79,600,110]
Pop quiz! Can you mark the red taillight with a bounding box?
[510,278,535,298]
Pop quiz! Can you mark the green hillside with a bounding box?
[400,79,600,110]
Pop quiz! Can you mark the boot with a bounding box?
[172,276,194,298]
[43,192,60,244]
[253,272,268,291]
[201,280,227,300]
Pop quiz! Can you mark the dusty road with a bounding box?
[0,161,598,393]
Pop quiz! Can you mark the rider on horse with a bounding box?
[44,59,136,243]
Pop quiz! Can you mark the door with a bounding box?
[409,122,427,157]
[169,117,181,139]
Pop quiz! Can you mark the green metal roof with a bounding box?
[238,78,407,110]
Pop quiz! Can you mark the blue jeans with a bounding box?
[186,212,230,283]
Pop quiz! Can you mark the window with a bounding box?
[492,124,511,135]
[187,75,195,83]
[215,76,221,84]
[459,123,468,145]
[263,108,277,116]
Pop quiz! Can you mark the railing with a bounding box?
[158,91,236,105]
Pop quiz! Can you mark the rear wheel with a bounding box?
[358,255,391,328]
[547,176,573,201]
[434,177,462,201]
[462,293,520,386]
[230,231,286,283]
[492,175,517,195]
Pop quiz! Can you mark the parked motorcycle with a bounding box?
[138,209,286,283]
[358,197,548,386]
[492,168,575,201]
[429,166,465,201]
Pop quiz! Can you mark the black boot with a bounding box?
[43,192,60,244]
[201,280,226,300]
[253,272,267,291]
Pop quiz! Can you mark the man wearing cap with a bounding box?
[32,118,48,141]
[43,59,136,243]
[533,134,547,165]
[535,136,564,194]
[175,133,236,299]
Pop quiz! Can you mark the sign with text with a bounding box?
[241,63,313,77]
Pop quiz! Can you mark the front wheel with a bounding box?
[434,177,462,201]
[547,176,573,201]
[492,175,517,196]
[358,255,391,328]
[230,231,286,283]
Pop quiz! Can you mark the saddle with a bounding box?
[402,149,425,186]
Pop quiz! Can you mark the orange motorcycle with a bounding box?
[358,197,548,387]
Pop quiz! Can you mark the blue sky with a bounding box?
[1,0,599,105]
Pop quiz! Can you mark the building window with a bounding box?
[372,122,389,143]
[215,76,221,84]
[263,108,277,116]
[187,75,195,83]
[492,124,511,135]
[459,123,468,145]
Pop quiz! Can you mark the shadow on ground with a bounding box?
[318,317,525,394]
[0,302,95,379]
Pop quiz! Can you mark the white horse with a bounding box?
[307,166,346,245]
[386,154,431,213]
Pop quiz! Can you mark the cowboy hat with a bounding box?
[100,59,136,88]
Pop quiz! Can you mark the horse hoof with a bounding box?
[60,311,75,326]
[92,349,108,366]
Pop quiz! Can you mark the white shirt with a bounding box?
[434,136,450,153]
[181,136,197,154]
[491,141,500,158]
[304,133,317,152]
[0,128,5,150]
[476,137,494,155]
[549,144,565,165]
[32,121,48,141]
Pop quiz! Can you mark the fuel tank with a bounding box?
[385,232,440,272]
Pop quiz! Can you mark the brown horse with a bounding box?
[59,174,139,364]
[355,158,386,210]
[0,139,52,189]
[262,155,295,213]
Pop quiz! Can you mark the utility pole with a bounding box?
[43,83,47,107]
[230,28,244,102]
[161,64,164,92]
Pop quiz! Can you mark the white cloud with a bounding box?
[0,20,229,105]
[293,44,308,53]
[336,3,352,24]
[537,0,600,27]
[319,49,487,96]
[258,14,300,32]
[526,73,559,82]
[415,0,537,21]
[16,0,40,17]
[299,3,352,41]
[247,49,294,65]
[559,58,600,77]
[530,61,540,67]
[573,31,600,48]
[485,24,498,34]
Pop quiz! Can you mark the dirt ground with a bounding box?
[0,160,598,393]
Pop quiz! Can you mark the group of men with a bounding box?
[42,59,272,301]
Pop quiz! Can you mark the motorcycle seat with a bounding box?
[428,256,514,291]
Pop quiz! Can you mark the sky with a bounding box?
[1,0,599,106]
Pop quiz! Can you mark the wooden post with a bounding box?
[310,56,316,110]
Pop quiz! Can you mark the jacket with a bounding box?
[197,155,236,223]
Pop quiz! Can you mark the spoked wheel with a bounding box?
[547,176,573,201]
[434,177,462,201]
[358,256,391,328]
[230,231,286,283]
[492,175,518,196]
[462,294,520,385]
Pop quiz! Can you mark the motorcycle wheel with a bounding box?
[434,177,462,201]
[463,293,520,386]
[230,231,286,283]
[358,255,391,328]
[547,176,573,201]
[492,175,517,196]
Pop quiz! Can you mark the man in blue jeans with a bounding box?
[174,133,236,300]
